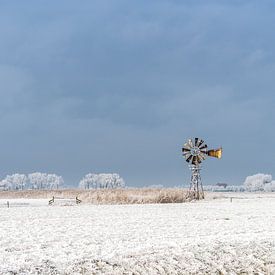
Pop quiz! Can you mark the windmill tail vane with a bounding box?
[207,147,222,159]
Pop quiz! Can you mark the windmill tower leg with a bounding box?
[188,165,204,200]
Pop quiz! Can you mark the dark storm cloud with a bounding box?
[0,0,274,186]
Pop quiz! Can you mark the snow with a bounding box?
[0,194,275,274]
[0,199,49,208]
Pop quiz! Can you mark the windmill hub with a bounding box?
[191,147,200,156]
[182,138,222,200]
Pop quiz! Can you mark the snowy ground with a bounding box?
[0,194,275,274]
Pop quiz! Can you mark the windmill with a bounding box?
[182,138,222,200]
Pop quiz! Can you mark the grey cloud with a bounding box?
[0,1,274,185]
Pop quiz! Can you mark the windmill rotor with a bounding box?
[182,138,222,164]
[182,138,210,165]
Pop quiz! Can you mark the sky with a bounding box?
[0,0,274,187]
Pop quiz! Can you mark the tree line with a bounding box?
[0,173,64,190]
[0,172,125,191]
[203,173,275,192]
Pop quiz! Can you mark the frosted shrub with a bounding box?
[263,181,275,192]
[244,174,272,192]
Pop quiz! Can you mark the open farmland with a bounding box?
[0,193,275,274]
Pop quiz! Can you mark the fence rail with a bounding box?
[48,196,82,205]
[0,201,30,208]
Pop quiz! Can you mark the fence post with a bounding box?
[76,197,82,204]
[7,201,9,208]
[48,196,55,205]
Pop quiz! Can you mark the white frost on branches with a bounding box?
[1,174,28,190]
[0,172,64,190]
[28,173,48,189]
[79,173,98,189]
[244,173,275,192]
[79,173,125,189]
[46,174,64,190]
[28,173,64,190]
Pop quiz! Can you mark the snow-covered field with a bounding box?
[0,194,275,274]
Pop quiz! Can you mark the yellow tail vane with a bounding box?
[207,147,222,159]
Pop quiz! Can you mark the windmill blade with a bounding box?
[198,152,206,160]
[197,155,203,163]
[185,154,192,161]
[188,139,194,148]
[183,152,191,159]
[182,147,191,152]
[200,149,208,155]
[197,139,204,148]
[192,156,198,165]
[184,153,191,159]
[199,144,208,150]
[201,152,207,159]
[186,155,193,163]
[195,138,199,146]
[183,142,191,150]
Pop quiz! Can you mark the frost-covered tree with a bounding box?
[97,173,112,188]
[111,173,125,188]
[79,173,98,189]
[28,172,48,189]
[244,174,273,192]
[46,174,64,189]
[79,173,125,189]
[0,179,9,190]
[2,177,13,190]
[28,172,64,190]
[3,174,28,190]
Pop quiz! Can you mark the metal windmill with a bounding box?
[182,138,222,200]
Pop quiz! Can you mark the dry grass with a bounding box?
[0,188,191,204]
